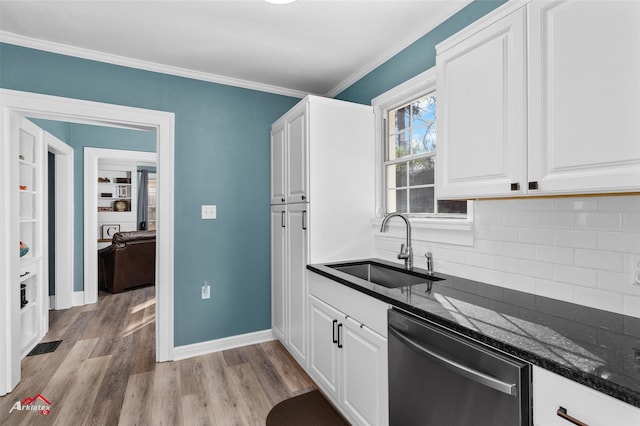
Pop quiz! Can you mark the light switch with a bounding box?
[202,205,217,219]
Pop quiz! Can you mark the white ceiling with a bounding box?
[0,0,470,98]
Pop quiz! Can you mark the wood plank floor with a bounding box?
[0,286,317,425]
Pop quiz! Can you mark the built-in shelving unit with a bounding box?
[17,118,46,357]
[97,163,137,249]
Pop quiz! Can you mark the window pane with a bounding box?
[409,158,434,186]
[387,189,407,213]
[411,95,436,155]
[409,187,434,214]
[438,200,467,214]
[386,163,407,188]
[389,129,410,160]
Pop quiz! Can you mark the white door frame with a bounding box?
[45,132,74,310]
[0,89,175,396]
[84,147,157,304]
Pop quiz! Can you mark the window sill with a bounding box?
[372,216,474,247]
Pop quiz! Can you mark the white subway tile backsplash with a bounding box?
[575,249,624,272]
[575,212,621,230]
[535,279,575,302]
[475,225,519,242]
[503,212,537,227]
[502,242,537,259]
[622,212,640,231]
[518,259,554,280]
[502,273,536,293]
[623,295,640,317]
[554,265,598,287]
[535,246,574,266]
[536,211,574,228]
[574,286,624,313]
[374,195,640,318]
[598,195,640,211]
[554,198,597,211]
[490,255,519,274]
[518,228,554,245]
[598,232,640,253]
[554,229,598,249]
[598,270,640,297]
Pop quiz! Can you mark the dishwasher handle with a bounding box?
[389,326,517,397]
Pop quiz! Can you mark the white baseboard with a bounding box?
[72,291,85,306]
[173,329,276,361]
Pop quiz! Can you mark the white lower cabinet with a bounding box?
[308,294,388,426]
[533,366,640,425]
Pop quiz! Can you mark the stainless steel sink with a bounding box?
[328,261,443,289]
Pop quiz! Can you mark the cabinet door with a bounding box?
[271,205,287,342]
[286,104,309,203]
[341,317,388,426]
[286,203,309,366]
[436,8,527,198]
[308,295,341,400]
[528,1,640,194]
[270,121,286,205]
[533,366,640,425]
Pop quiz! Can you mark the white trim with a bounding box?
[173,330,276,361]
[325,0,473,98]
[72,290,85,307]
[45,132,74,310]
[83,148,156,306]
[0,89,175,396]
[0,31,309,99]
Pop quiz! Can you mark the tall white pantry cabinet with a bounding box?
[270,95,375,367]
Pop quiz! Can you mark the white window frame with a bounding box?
[372,67,474,246]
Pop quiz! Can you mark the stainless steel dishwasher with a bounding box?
[388,309,531,425]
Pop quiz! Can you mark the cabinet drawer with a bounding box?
[532,367,640,425]
[308,271,389,337]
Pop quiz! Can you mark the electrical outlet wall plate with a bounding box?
[202,205,216,219]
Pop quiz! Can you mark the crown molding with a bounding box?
[0,31,309,99]
[324,0,473,98]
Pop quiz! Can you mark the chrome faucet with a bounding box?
[380,213,413,270]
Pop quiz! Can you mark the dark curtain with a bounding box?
[137,169,149,230]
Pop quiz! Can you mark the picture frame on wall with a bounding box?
[101,224,120,240]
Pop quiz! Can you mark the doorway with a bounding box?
[0,89,175,396]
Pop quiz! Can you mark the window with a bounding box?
[376,69,467,218]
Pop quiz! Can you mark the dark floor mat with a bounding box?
[266,389,349,426]
[27,340,62,356]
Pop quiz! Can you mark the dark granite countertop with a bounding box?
[307,258,640,408]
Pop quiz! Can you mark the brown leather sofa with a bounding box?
[98,230,156,294]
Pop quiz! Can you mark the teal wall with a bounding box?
[335,0,508,104]
[1,43,300,346]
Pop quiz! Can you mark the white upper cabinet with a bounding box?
[437,0,640,199]
[437,7,527,198]
[286,103,309,204]
[527,0,640,194]
[270,120,286,205]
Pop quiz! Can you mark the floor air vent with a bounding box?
[27,340,62,356]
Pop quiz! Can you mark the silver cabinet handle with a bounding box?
[389,326,517,396]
